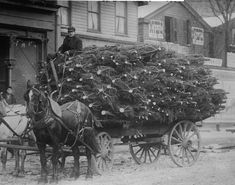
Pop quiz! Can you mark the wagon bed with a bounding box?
[95,119,201,172]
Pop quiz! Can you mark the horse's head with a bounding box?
[24,80,48,117]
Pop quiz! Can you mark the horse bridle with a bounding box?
[27,87,52,128]
[28,87,47,114]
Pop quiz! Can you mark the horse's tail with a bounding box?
[85,106,102,128]
[83,128,100,155]
[92,114,102,128]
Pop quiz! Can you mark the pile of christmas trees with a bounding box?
[38,44,227,125]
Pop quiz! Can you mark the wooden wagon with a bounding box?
[95,119,201,171]
[0,113,201,174]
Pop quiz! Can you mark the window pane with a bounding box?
[60,7,69,26]
[116,2,125,16]
[116,17,125,33]
[88,1,98,12]
[88,13,98,30]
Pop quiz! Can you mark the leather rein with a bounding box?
[27,88,96,153]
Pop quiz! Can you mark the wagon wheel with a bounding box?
[168,120,201,167]
[129,135,162,164]
[96,132,114,172]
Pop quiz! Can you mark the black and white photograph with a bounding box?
[0,0,234,184]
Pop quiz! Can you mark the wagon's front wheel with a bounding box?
[168,120,201,167]
[129,135,162,164]
[96,132,114,172]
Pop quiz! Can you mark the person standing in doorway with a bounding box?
[3,86,16,105]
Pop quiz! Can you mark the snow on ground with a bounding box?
[0,129,235,185]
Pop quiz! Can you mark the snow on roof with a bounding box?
[203,13,235,27]
[138,2,168,18]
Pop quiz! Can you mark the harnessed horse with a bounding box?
[0,104,31,176]
[24,83,101,183]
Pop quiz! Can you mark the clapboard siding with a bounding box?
[0,6,55,30]
[71,1,87,33]
[127,2,138,38]
[139,2,211,57]
[69,1,138,46]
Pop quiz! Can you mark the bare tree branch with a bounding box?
[209,0,224,24]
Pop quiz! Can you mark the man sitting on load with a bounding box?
[58,26,83,56]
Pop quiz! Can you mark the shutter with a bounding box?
[187,20,191,44]
[183,20,187,45]
[173,18,178,43]
[170,17,174,42]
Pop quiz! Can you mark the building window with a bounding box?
[58,1,70,33]
[116,2,127,34]
[232,28,235,45]
[88,1,100,31]
[165,16,177,43]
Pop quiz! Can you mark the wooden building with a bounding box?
[0,0,145,102]
[138,2,212,56]
[0,0,58,103]
[56,1,145,48]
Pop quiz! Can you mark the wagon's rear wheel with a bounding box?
[168,120,201,167]
[96,132,114,172]
[129,135,162,164]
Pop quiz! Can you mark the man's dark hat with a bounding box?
[68,26,75,32]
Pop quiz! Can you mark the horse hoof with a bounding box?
[38,177,48,184]
[49,178,59,184]
[70,171,80,179]
[86,174,93,179]
[12,170,19,177]
[0,170,7,175]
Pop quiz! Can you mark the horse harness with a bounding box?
[29,93,95,154]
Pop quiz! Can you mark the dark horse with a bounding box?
[24,82,101,183]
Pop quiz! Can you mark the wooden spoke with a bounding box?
[96,132,114,173]
[129,135,162,165]
[174,129,183,141]
[168,120,201,167]
[171,136,182,144]
[178,124,184,139]
[149,148,157,159]
[134,147,143,156]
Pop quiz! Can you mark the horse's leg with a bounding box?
[13,149,20,176]
[51,146,60,183]
[37,143,48,183]
[85,146,93,179]
[19,149,26,176]
[71,146,80,179]
[0,147,7,174]
[83,128,101,177]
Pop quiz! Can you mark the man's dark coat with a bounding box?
[58,34,83,53]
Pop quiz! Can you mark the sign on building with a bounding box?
[149,20,164,39]
[192,27,204,45]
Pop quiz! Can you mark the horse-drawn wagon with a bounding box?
[95,118,201,172]
[0,44,226,183]
[0,101,201,177]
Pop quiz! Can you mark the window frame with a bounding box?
[59,1,71,34]
[115,1,127,35]
[87,1,101,32]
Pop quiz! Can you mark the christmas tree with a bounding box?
[38,44,227,125]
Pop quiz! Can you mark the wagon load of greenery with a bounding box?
[38,44,227,125]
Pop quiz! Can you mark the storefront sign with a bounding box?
[149,20,164,39]
[192,27,204,45]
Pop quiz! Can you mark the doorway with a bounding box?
[0,36,9,93]
[12,38,42,103]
